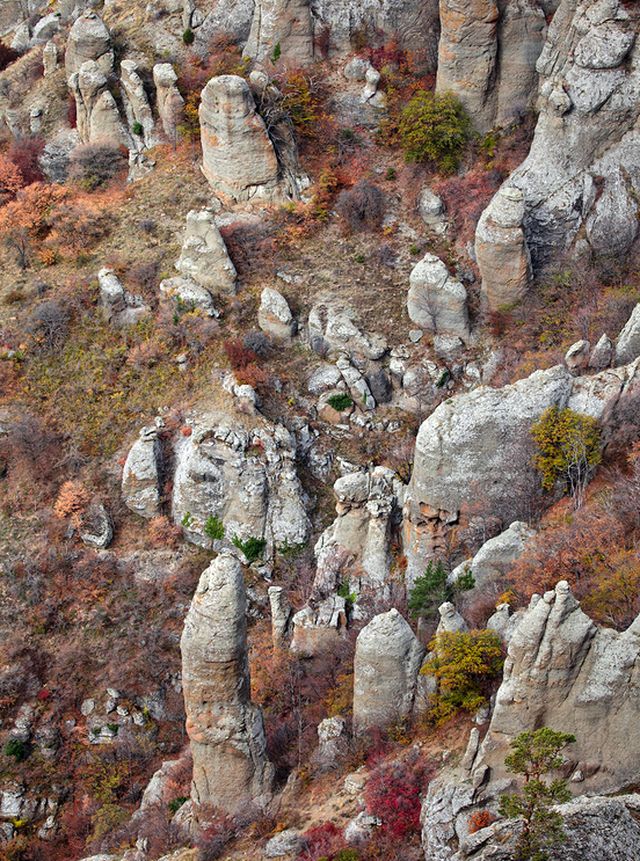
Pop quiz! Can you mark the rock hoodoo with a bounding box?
[153,63,185,142]
[352,609,425,735]
[121,423,163,519]
[65,10,114,78]
[69,61,130,147]
[181,553,274,814]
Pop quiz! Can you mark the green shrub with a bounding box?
[327,393,353,412]
[204,514,225,542]
[421,629,504,724]
[531,406,601,500]
[337,580,357,610]
[232,535,266,563]
[398,90,471,173]
[4,738,29,762]
[182,28,195,45]
[181,511,194,529]
[270,42,281,63]
[132,121,144,136]
[168,796,189,814]
[408,559,450,620]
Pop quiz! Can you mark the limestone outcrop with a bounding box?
[403,360,640,584]
[308,297,387,361]
[199,74,303,203]
[174,209,237,296]
[121,424,163,518]
[313,467,404,603]
[436,0,547,133]
[153,64,185,142]
[244,0,314,67]
[171,403,310,560]
[98,267,149,327]
[120,60,158,150]
[69,61,130,147]
[479,580,640,794]
[483,0,640,269]
[475,186,532,313]
[258,287,296,340]
[407,253,470,341]
[65,11,114,78]
[181,553,274,814]
[353,609,425,735]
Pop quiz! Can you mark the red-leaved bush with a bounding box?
[364,759,431,839]
[297,821,345,861]
[467,809,496,834]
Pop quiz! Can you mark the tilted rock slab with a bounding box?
[481,0,640,270]
[65,10,114,78]
[199,74,301,203]
[479,580,640,794]
[436,0,547,133]
[181,553,274,814]
[403,359,640,585]
[353,608,425,735]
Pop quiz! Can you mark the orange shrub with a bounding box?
[53,480,91,526]
[468,809,496,834]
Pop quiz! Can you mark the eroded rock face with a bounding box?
[174,209,237,295]
[353,609,425,735]
[403,360,640,585]
[181,553,274,814]
[120,60,158,150]
[121,424,163,518]
[486,0,640,269]
[479,581,640,794]
[199,74,302,203]
[244,0,314,66]
[476,186,532,313]
[65,11,113,78]
[98,267,149,327]
[69,61,130,147]
[436,0,546,133]
[172,405,310,560]
[615,303,640,366]
[407,253,470,341]
[313,467,404,603]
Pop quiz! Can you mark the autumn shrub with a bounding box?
[53,480,91,525]
[397,91,471,173]
[421,629,504,724]
[335,180,385,233]
[223,337,259,371]
[148,516,182,548]
[364,758,429,839]
[531,406,601,501]
[0,43,19,71]
[0,181,68,268]
[7,136,44,185]
[0,152,24,204]
[26,300,70,352]
[297,822,345,861]
[68,143,127,189]
[467,809,496,834]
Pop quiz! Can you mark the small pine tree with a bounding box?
[408,560,451,620]
[499,727,576,861]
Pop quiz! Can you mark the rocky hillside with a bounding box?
[0,1,639,861]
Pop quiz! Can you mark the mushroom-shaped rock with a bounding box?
[199,74,286,203]
[153,63,185,141]
[174,209,237,295]
[436,601,468,634]
[476,186,532,313]
[408,253,470,342]
[180,553,274,814]
[121,424,162,518]
[65,11,114,78]
[353,609,425,735]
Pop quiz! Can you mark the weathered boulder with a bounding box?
[174,209,237,295]
[615,303,640,366]
[403,360,640,585]
[435,601,468,634]
[313,467,404,604]
[565,339,591,375]
[42,39,58,76]
[589,333,613,370]
[258,287,295,339]
[418,186,447,233]
[476,186,531,312]
[479,581,640,794]
[353,609,425,735]
[159,276,218,317]
[244,0,314,67]
[181,553,274,814]
[264,829,306,858]
[449,521,536,599]
[98,267,149,326]
[308,296,387,360]
[153,63,184,142]
[484,0,640,269]
[65,10,113,78]
[121,424,163,518]
[171,404,310,560]
[69,61,130,147]
[436,0,546,133]
[120,60,158,150]
[199,74,302,203]
[314,716,348,770]
[408,253,470,342]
